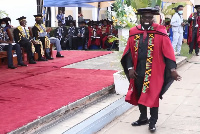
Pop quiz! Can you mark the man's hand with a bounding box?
[46,28,52,33]
[7,41,13,44]
[129,69,138,79]
[171,70,181,81]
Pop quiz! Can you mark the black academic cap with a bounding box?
[33,14,43,18]
[0,18,8,24]
[136,7,160,15]
[3,17,11,22]
[16,16,26,21]
[195,5,200,8]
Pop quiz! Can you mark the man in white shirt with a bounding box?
[170,5,185,56]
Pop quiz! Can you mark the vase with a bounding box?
[113,71,129,95]
[118,28,130,52]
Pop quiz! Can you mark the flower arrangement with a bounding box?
[109,3,137,29]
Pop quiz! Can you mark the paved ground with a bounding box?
[96,56,200,134]
[63,51,121,70]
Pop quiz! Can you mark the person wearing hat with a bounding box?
[88,22,102,49]
[54,20,68,50]
[121,7,181,132]
[32,14,64,58]
[188,5,200,56]
[13,16,46,63]
[76,21,89,50]
[170,5,185,56]
[67,21,78,50]
[0,18,27,69]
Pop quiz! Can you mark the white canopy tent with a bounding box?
[162,0,194,5]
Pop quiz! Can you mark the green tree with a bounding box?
[162,2,187,16]
[0,10,8,19]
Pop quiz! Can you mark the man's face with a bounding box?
[140,13,154,30]
[103,21,107,26]
[58,22,62,27]
[36,18,42,24]
[178,7,184,12]
[21,20,27,27]
[70,23,73,27]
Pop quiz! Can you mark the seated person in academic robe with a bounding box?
[101,20,110,49]
[121,7,181,132]
[104,21,119,50]
[0,18,27,69]
[88,23,102,49]
[77,21,89,50]
[32,14,64,59]
[54,21,68,50]
[13,16,38,64]
[67,22,78,50]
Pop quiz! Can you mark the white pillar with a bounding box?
[92,7,98,21]
[73,7,78,27]
[186,5,192,19]
[51,7,56,27]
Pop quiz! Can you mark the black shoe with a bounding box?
[149,123,156,133]
[56,53,64,58]
[46,56,54,60]
[18,63,28,67]
[131,118,148,126]
[8,65,17,69]
[29,59,36,64]
[38,57,48,61]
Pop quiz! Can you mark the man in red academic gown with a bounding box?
[88,23,102,48]
[188,5,200,56]
[121,7,181,132]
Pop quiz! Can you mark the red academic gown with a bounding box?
[101,25,110,49]
[88,26,102,48]
[188,13,200,48]
[121,23,176,108]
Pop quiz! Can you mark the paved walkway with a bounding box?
[97,56,200,134]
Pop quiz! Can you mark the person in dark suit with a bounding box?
[77,21,89,50]
[54,21,68,50]
[32,14,64,59]
[13,16,37,64]
[67,21,78,50]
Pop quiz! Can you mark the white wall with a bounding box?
[0,0,37,27]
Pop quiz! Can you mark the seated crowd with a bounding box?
[0,15,64,69]
[0,15,118,69]
[57,19,118,50]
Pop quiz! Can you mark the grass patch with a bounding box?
[180,43,193,59]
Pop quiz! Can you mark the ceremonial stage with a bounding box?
[0,51,117,133]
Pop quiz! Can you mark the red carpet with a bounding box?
[0,51,112,84]
[0,51,116,133]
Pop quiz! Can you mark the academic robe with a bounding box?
[188,13,200,49]
[88,26,102,48]
[101,25,110,49]
[32,23,50,49]
[121,23,176,108]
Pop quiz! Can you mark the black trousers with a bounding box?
[19,40,33,60]
[3,44,23,67]
[135,76,159,125]
[189,28,199,54]
[34,44,42,59]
